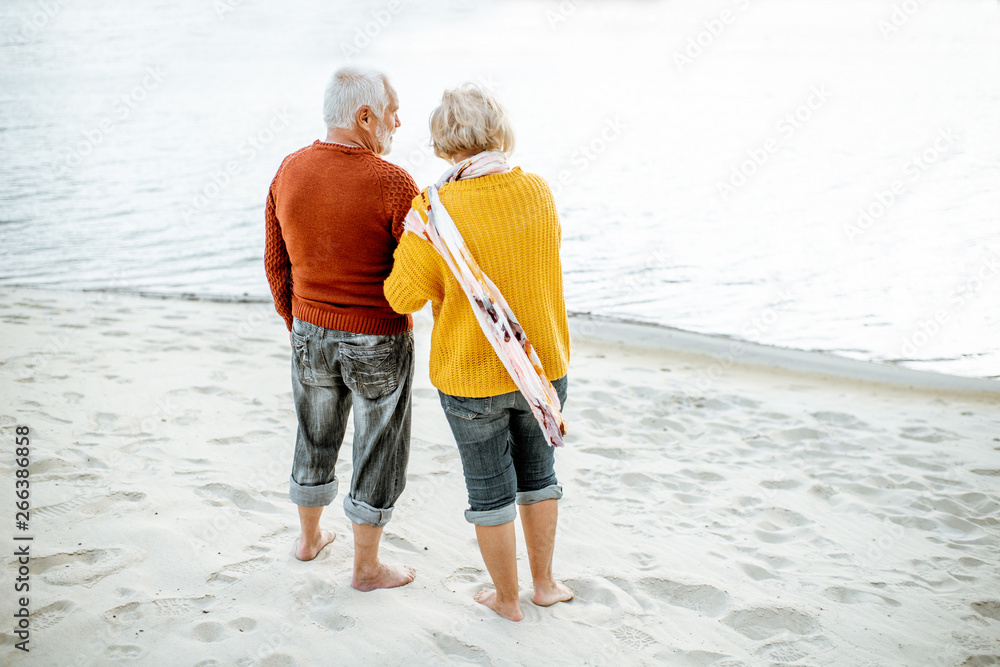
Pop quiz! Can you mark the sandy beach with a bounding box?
[1,286,998,666]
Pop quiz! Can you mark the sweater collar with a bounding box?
[312,139,373,154]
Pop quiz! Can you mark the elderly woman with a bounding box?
[384,84,573,621]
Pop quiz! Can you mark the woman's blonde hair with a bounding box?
[429,83,515,161]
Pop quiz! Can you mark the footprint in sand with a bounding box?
[721,607,818,641]
[442,566,486,594]
[228,617,258,633]
[811,411,868,429]
[580,446,627,459]
[253,655,298,667]
[822,586,900,607]
[691,469,729,484]
[775,427,824,443]
[612,625,658,650]
[31,496,96,519]
[739,562,777,580]
[105,644,144,659]
[294,577,354,632]
[619,472,660,489]
[629,552,658,571]
[297,579,353,632]
[208,430,273,445]
[381,531,420,553]
[900,425,958,443]
[192,621,227,642]
[894,455,947,472]
[31,600,76,629]
[757,636,833,664]
[432,633,489,664]
[760,478,801,490]
[564,576,644,619]
[254,527,296,550]
[207,557,273,584]
[33,491,146,519]
[196,483,278,513]
[105,595,215,625]
[971,600,1000,622]
[638,577,730,617]
[34,547,144,587]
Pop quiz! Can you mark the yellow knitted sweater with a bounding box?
[384,167,571,398]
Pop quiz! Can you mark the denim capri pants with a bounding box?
[438,375,568,526]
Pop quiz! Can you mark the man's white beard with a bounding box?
[376,121,395,156]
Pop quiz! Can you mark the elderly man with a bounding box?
[264,66,418,590]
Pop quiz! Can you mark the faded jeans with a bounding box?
[438,376,568,527]
[288,318,413,527]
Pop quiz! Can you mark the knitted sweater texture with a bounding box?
[264,141,418,334]
[384,167,571,397]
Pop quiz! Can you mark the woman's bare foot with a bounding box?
[352,562,415,591]
[532,579,574,607]
[294,529,336,561]
[474,589,524,621]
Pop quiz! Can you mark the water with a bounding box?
[1,0,998,379]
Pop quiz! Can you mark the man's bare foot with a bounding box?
[532,580,574,607]
[351,562,415,591]
[474,589,524,621]
[294,529,336,561]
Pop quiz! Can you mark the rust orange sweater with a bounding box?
[264,141,418,334]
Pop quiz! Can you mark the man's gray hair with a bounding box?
[323,66,393,130]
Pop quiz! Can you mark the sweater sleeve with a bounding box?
[385,166,420,242]
[384,200,446,314]
[264,179,293,331]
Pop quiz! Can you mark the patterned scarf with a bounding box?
[403,151,567,447]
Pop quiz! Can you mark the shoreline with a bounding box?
[7,283,999,391]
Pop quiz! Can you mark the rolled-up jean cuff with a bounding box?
[345,495,394,527]
[516,484,563,506]
[289,475,338,507]
[464,503,517,527]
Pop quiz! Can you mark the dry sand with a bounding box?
[1,287,998,666]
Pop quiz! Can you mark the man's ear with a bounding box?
[356,105,372,127]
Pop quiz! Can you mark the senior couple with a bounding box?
[264,66,571,621]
